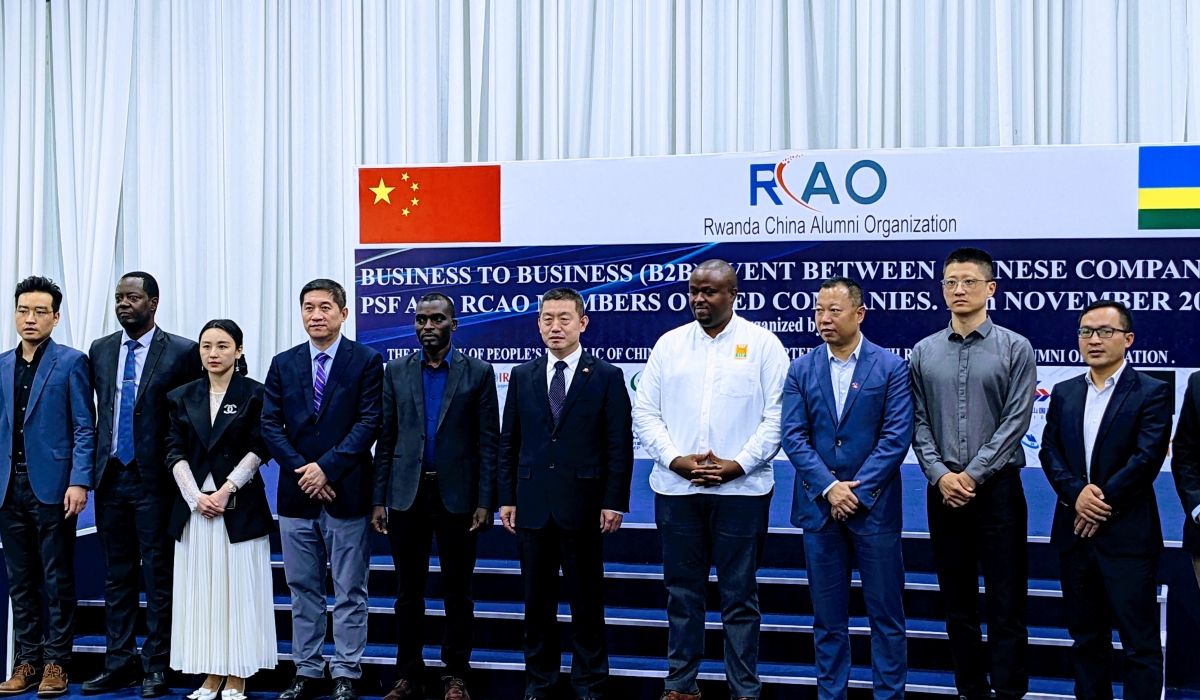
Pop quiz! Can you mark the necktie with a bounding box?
[115,339,139,465]
[314,352,330,413]
[549,360,568,424]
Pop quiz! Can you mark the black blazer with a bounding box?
[1040,367,1172,555]
[90,327,204,489]
[373,349,500,514]
[262,337,383,519]
[1171,371,1200,554]
[165,373,275,544]
[498,351,634,531]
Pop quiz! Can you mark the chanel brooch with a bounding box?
[222,404,238,415]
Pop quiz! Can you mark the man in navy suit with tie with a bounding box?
[0,277,95,697]
[262,279,383,700]
[781,277,912,699]
[83,272,203,697]
[1039,300,1171,700]
[498,287,634,700]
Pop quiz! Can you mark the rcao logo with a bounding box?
[751,155,887,211]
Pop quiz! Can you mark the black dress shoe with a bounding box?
[331,678,357,700]
[141,672,168,698]
[278,676,322,700]
[81,668,142,695]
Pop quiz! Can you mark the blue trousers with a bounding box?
[655,492,771,698]
[803,523,907,699]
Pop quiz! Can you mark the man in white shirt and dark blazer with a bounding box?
[632,260,790,700]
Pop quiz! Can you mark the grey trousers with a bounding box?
[279,512,372,679]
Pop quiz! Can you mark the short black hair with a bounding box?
[121,271,160,299]
[540,287,585,318]
[300,279,347,309]
[417,292,456,319]
[943,247,994,280]
[693,259,738,291]
[820,276,864,308]
[1080,299,1134,333]
[14,276,63,313]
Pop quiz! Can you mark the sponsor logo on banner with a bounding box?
[750,155,887,210]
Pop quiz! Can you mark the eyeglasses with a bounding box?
[1077,326,1130,339]
[14,308,51,319]
[940,279,992,290]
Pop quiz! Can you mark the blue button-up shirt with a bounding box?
[422,347,453,471]
[827,335,863,420]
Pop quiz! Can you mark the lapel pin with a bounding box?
[582,367,590,373]
[851,383,859,389]
[223,404,238,415]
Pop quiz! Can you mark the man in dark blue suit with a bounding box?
[1040,300,1171,700]
[83,272,203,697]
[498,287,634,700]
[781,277,912,700]
[0,277,95,697]
[262,279,383,700]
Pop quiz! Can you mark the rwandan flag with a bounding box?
[1138,145,1200,230]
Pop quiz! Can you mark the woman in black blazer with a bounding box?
[165,320,277,700]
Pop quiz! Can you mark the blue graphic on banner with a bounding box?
[356,239,1200,367]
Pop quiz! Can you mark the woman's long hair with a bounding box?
[199,319,248,376]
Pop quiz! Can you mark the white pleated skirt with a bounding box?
[170,505,278,678]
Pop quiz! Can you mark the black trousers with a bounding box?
[0,473,77,667]
[387,475,478,685]
[927,465,1028,700]
[517,517,607,699]
[95,462,174,673]
[1060,543,1162,700]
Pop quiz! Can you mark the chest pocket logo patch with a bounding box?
[734,344,748,359]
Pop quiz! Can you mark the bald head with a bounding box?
[688,259,738,335]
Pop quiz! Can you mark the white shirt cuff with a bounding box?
[1192,504,1200,524]
[821,481,837,498]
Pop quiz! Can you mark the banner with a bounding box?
[356,144,1200,468]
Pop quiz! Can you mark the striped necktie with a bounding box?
[314,352,330,413]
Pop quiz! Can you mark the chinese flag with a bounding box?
[359,165,501,244]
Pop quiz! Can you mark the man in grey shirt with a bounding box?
[910,247,1037,700]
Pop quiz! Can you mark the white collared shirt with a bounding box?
[828,335,863,420]
[111,328,156,456]
[632,314,790,497]
[545,345,584,390]
[1083,361,1127,480]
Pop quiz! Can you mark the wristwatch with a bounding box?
[224,480,238,494]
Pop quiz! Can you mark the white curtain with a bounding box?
[2,0,1199,376]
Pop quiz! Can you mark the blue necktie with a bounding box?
[314,353,330,413]
[116,339,139,465]
[549,361,567,424]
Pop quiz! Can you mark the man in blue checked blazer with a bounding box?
[781,276,913,700]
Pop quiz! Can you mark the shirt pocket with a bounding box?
[717,360,756,398]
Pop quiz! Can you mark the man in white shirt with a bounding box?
[1039,300,1172,700]
[632,260,789,700]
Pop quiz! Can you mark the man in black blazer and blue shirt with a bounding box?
[0,277,95,697]
[262,279,383,700]
[82,272,203,698]
[499,287,634,700]
[1040,300,1172,700]
[372,293,500,700]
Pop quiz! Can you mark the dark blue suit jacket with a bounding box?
[262,336,383,519]
[498,351,633,531]
[1040,367,1171,555]
[0,339,96,505]
[781,338,913,534]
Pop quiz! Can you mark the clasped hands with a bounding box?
[669,452,745,487]
[825,480,862,521]
[1073,483,1111,538]
[936,471,977,508]
[295,462,337,502]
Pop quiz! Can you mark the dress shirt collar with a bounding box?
[547,344,583,372]
[422,345,454,368]
[121,327,156,350]
[309,333,343,362]
[826,334,863,366]
[691,313,741,343]
[1085,360,1127,393]
[946,316,994,341]
[16,339,50,367]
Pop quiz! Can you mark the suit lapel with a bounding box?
[814,347,838,424]
[534,354,553,430]
[134,328,167,408]
[297,344,316,416]
[555,352,595,427]
[96,334,119,408]
[1091,368,1136,476]
[0,351,15,432]
[207,372,248,449]
[408,352,426,427]
[436,350,465,432]
[24,340,57,422]
[1063,377,1089,479]
[837,345,877,427]
[184,379,213,449]
[316,338,353,422]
